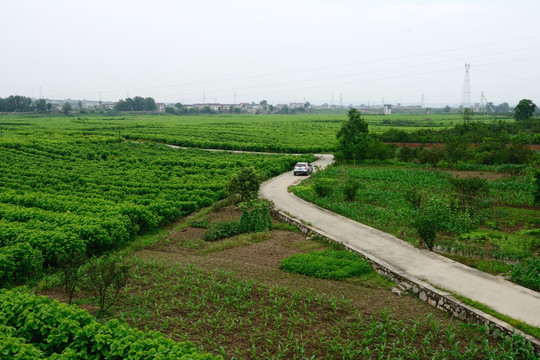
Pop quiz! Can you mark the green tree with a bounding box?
[34,99,47,113]
[514,99,536,121]
[62,101,73,115]
[495,102,510,113]
[226,167,264,201]
[336,108,369,161]
[463,108,473,124]
[58,252,86,304]
[144,97,157,111]
[82,255,129,312]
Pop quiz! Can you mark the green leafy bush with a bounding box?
[0,242,43,286]
[239,200,273,233]
[0,289,219,359]
[81,255,130,311]
[191,219,209,228]
[313,180,332,198]
[280,250,372,280]
[203,220,241,241]
[343,181,360,201]
[511,257,540,291]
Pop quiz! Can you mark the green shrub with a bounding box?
[203,220,241,241]
[191,219,209,228]
[82,255,130,312]
[280,250,372,280]
[0,289,219,359]
[511,257,540,291]
[449,176,489,210]
[0,242,43,286]
[314,180,331,198]
[58,252,86,304]
[239,200,273,233]
[413,202,446,250]
[405,188,423,210]
[343,181,360,201]
[397,146,417,162]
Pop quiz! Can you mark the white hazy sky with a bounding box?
[1,0,539,106]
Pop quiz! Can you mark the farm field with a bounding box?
[0,113,512,154]
[0,135,312,285]
[292,164,540,291]
[1,112,538,357]
[39,206,538,359]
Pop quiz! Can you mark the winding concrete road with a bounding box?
[260,154,540,328]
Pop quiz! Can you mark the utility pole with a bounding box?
[461,63,471,109]
[118,128,121,152]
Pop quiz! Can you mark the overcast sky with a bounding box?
[1,0,539,106]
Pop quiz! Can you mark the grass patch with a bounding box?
[444,254,513,275]
[345,271,396,290]
[280,250,372,280]
[272,222,301,232]
[201,232,271,254]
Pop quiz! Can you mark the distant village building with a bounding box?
[156,103,166,112]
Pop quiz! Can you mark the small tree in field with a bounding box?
[82,255,129,312]
[514,99,536,122]
[62,102,73,115]
[226,167,264,201]
[336,108,369,162]
[463,108,473,124]
[414,209,438,250]
[58,252,87,304]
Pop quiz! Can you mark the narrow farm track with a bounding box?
[260,154,540,329]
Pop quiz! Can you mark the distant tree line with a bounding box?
[379,100,540,145]
[336,101,538,167]
[164,101,311,115]
[114,97,156,112]
[0,95,53,113]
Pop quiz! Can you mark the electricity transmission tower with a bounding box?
[461,63,471,108]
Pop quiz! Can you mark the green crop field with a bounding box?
[0,113,513,154]
[0,132,312,285]
[1,112,537,358]
[293,164,540,291]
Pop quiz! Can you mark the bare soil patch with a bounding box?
[444,169,510,180]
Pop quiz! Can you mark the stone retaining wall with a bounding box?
[272,209,540,353]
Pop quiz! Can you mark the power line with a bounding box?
[45,38,540,99]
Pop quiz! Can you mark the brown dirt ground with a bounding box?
[444,169,510,180]
[136,206,450,322]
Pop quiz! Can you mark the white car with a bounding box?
[293,162,313,176]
